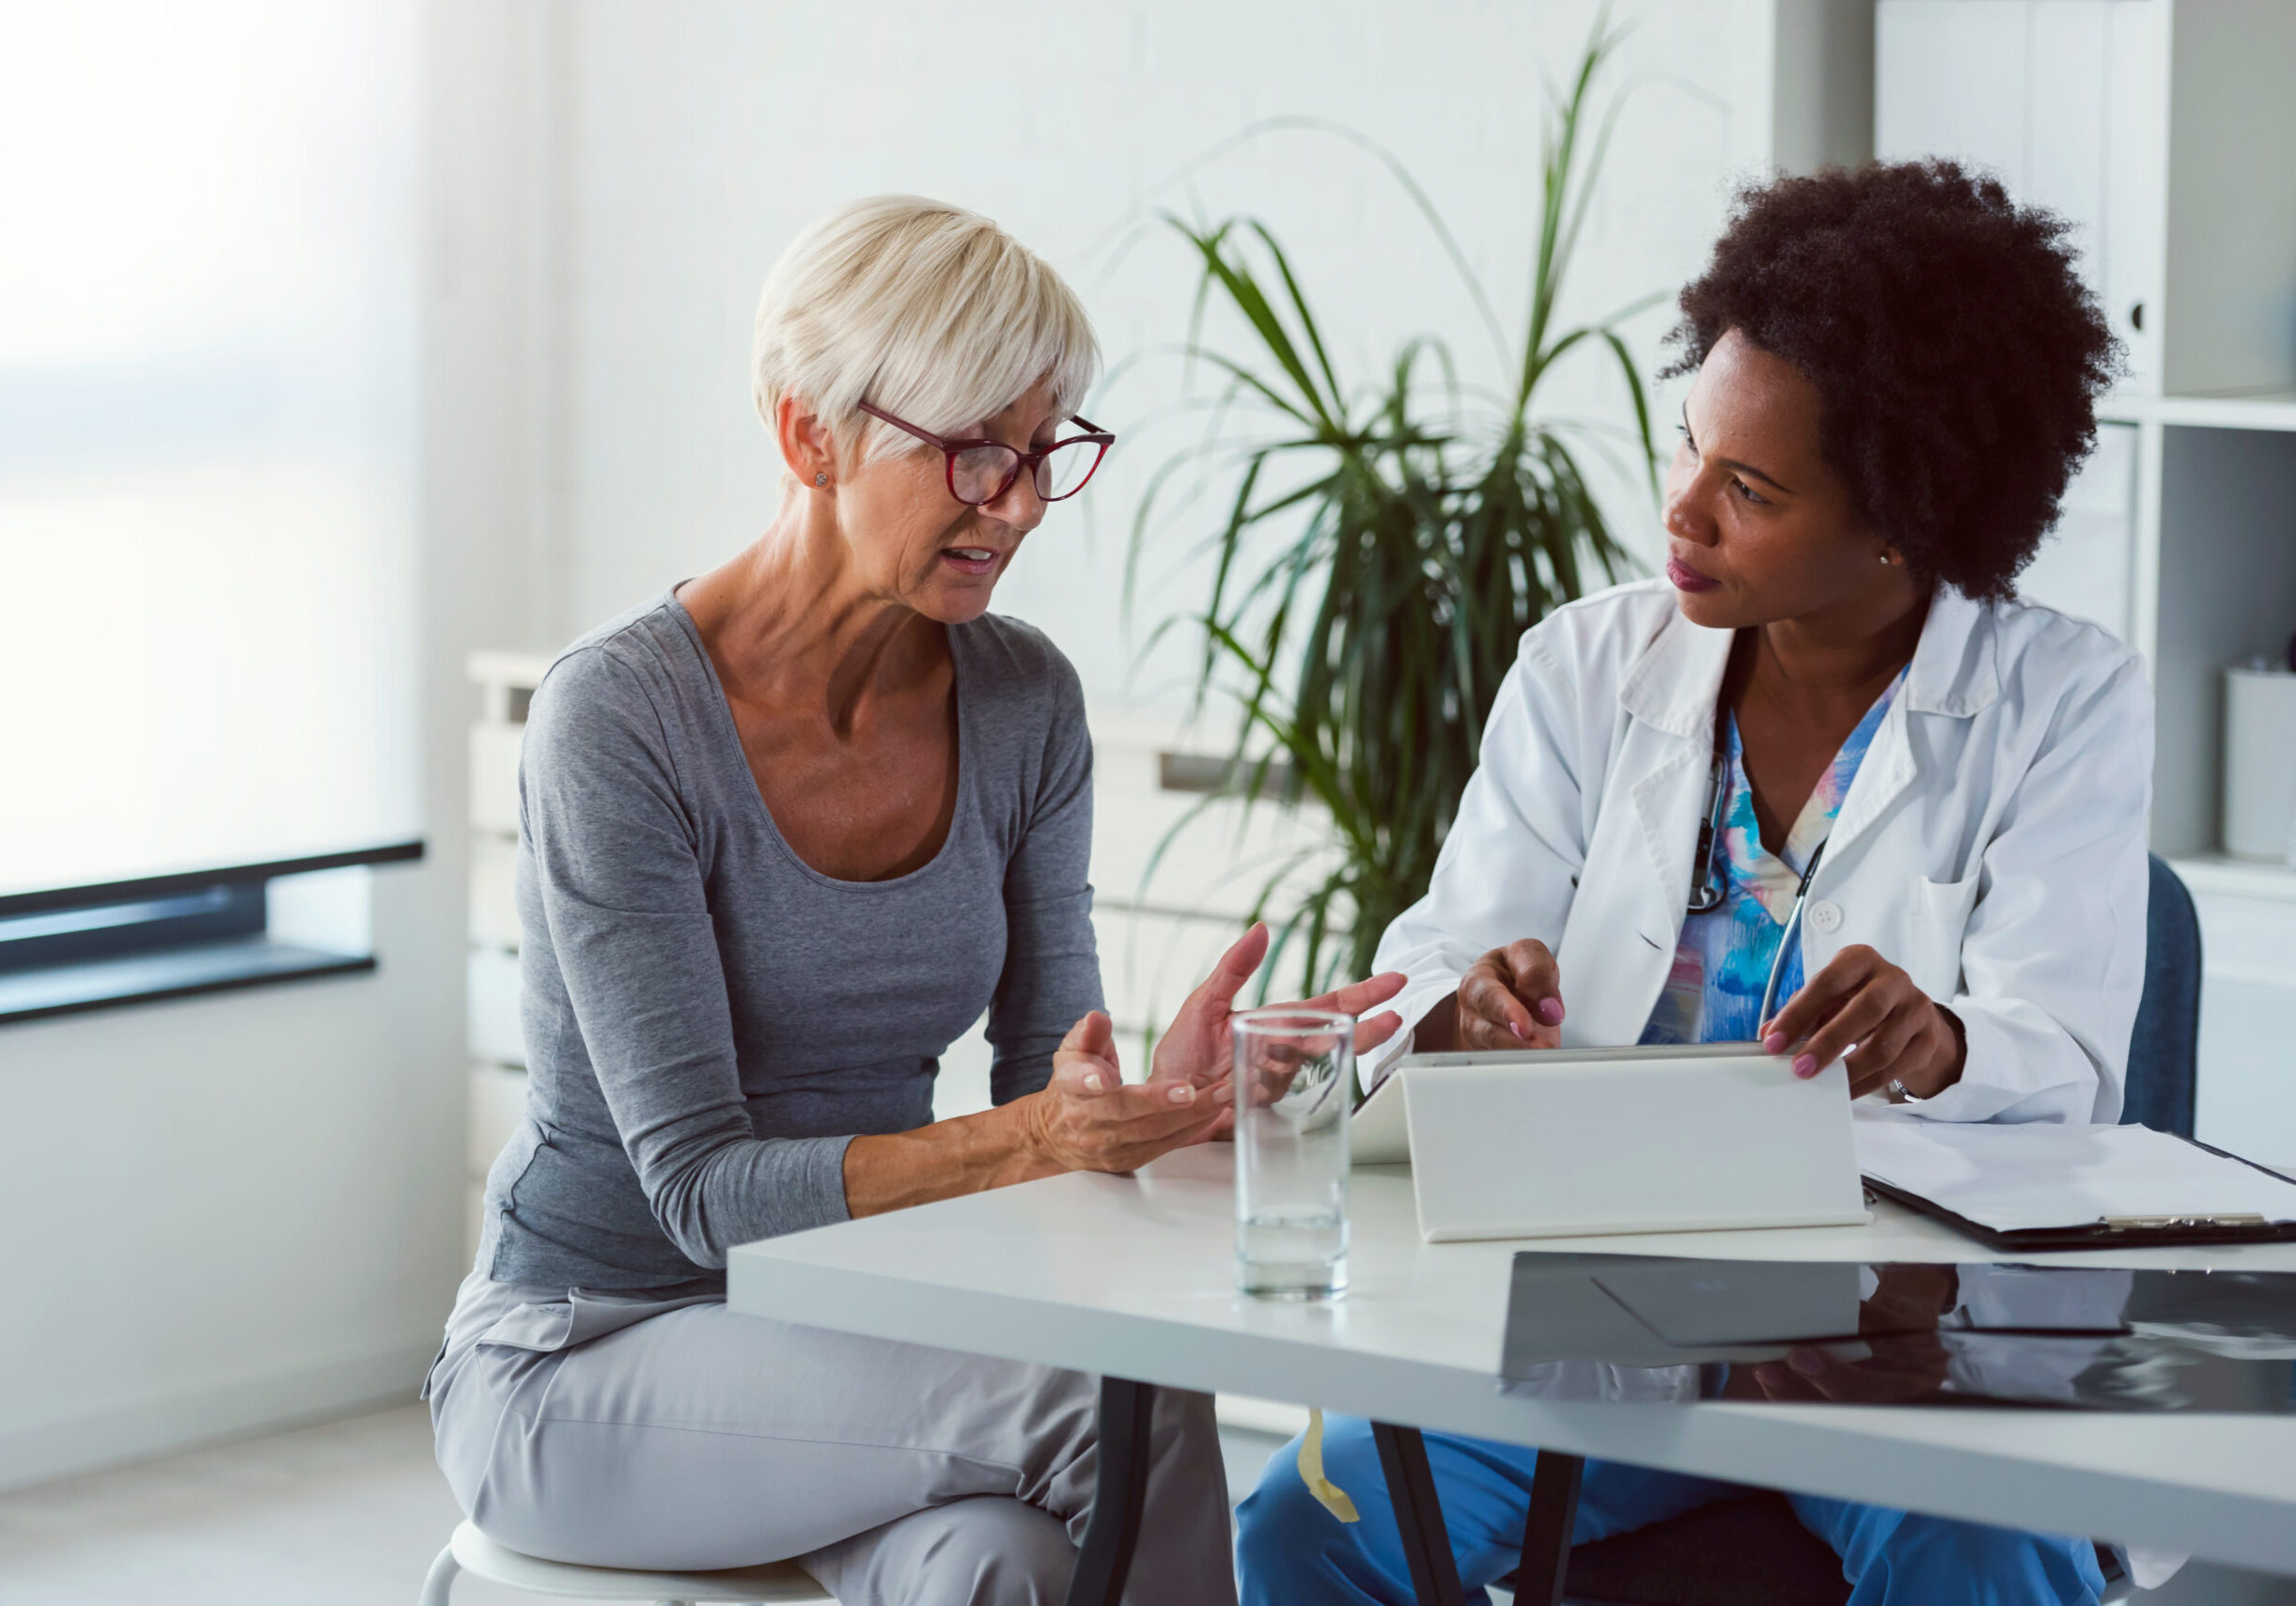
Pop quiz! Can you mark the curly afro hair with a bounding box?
[1666,160,2116,601]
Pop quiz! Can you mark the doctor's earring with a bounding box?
[814,472,829,487]
[1879,552,1894,565]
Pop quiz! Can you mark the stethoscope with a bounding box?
[1686,742,1832,1028]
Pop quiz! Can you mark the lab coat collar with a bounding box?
[1900,585,1999,720]
[1617,603,1732,741]
[1617,583,1997,739]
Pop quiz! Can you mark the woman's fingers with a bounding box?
[1456,941,1563,1047]
[1238,972,1403,1062]
[1051,1010,1121,1093]
[1851,1006,1960,1099]
[1845,1004,1927,1094]
[1299,970,1408,1020]
[1145,923,1270,1088]
[1089,1095,1235,1170]
[1500,940,1565,1027]
[1351,1009,1404,1052]
[1460,961,1538,1041]
[1039,1008,1258,1172]
[1102,1079,1216,1117]
[1763,948,1965,1099]
[1460,1003,1520,1051]
[1791,978,1898,1077]
[1062,1009,1114,1056]
[1101,1072,1240,1123]
[1762,945,1880,1052]
[1194,922,1271,1013]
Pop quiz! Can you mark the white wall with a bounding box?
[0,874,462,1489]
[534,0,1807,709]
[0,0,545,1491]
[0,0,1857,1490]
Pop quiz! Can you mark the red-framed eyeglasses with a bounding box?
[858,401,1114,507]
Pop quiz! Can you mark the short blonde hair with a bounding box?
[752,195,1101,470]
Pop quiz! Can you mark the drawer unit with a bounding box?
[468,834,521,952]
[466,652,553,1257]
[465,946,524,1069]
[2183,870,2296,1159]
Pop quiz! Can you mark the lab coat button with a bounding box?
[1807,899,1843,934]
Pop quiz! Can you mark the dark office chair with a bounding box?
[1526,854,2204,1606]
[2123,853,2201,1139]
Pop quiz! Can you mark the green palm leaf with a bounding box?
[1129,12,1655,995]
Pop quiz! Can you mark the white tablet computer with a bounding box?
[1355,1044,1868,1243]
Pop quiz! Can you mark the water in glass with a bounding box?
[1233,1007,1352,1299]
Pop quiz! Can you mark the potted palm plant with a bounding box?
[1132,17,1661,994]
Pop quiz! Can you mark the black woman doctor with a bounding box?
[1237,160,2145,1606]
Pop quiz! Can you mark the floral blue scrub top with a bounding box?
[1639,671,1905,1046]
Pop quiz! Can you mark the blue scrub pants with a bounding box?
[1234,1415,2105,1606]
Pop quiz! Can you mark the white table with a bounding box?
[728,1146,2296,1599]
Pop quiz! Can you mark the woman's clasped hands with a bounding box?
[1024,922,1405,1176]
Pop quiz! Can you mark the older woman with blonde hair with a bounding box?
[422,195,1403,1604]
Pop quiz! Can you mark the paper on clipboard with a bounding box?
[1851,1111,2296,1234]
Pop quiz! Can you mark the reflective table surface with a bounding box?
[1504,1254,2296,1412]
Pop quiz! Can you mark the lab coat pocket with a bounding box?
[1904,873,1980,1002]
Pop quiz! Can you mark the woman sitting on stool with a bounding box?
[424,195,1402,1606]
[1237,161,2140,1605]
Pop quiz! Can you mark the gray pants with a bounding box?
[425,1273,1236,1605]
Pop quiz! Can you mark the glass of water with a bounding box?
[1233,1006,1353,1300]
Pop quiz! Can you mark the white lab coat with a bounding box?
[1373,579,2152,1125]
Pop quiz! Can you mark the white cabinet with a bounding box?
[1878,0,2163,386]
[1879,0,2296,398]
[2181,866,2296,1155]
[2018,418,2137,637]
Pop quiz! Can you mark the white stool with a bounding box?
[419,1520,833,1605]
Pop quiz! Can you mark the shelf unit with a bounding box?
[1880,0,2296,1152]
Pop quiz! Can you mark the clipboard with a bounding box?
[1853,1114,2296,1251]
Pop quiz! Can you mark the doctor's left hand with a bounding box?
[1761,944,1968,1100]
[1148,923,1408,1114]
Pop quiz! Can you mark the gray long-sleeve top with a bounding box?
[475,593,1103,1290]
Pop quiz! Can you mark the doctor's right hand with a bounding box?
[1450,940,1566,1051]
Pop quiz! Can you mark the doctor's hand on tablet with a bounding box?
[1416,939,1567,1052]
[1761,944,1968,1099]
